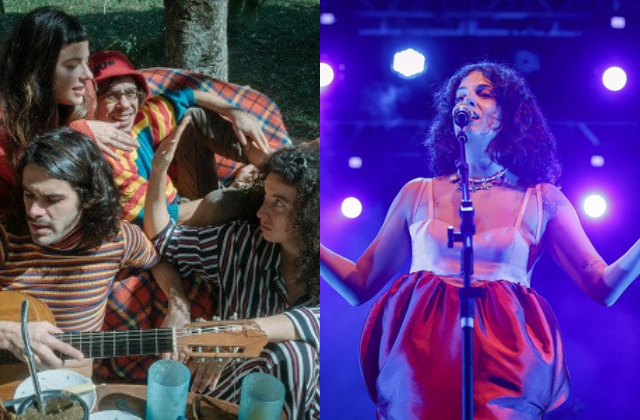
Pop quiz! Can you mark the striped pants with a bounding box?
[210,341,320,420]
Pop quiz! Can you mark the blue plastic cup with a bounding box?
[238,373,285,420]
[145,360,190,420]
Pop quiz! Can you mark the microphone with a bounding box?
[452,102,473,127]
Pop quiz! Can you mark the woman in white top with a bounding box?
[320,61,640,420]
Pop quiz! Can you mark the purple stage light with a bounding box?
[348,156,363,169]
[602,67,627,91]
[590,155,605,167]
[610,16,625,29]
[392,48,426,79]
[341,197,363,218]
[321,62,335,88]
[583,194,607,218]
[320,13,336,25]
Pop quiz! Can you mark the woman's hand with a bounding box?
[85,120,139,160]
[225,108,272,166]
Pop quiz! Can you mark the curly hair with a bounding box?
[0,6,89,171]
[258,145,320,302]
[18,128,122,250]
[425,61,561,187]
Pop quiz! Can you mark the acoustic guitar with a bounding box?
[0,290,267,400]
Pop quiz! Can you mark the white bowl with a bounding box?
[89,410,142,419]
[14,369,96,412]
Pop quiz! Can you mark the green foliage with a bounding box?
[0,0,319,141]
[229,0,263,22]
[1,0,164,14]
[229,0,319,140]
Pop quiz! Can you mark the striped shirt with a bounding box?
[104,88,197,226]
[155,220,320,418]
[154,220,319,351]
[0,221,158,332]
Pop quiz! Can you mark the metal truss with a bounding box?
[323,118,640,149]
[323,0,640,37]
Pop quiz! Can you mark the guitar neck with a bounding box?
[0,329,175,365]
[0,321,269,366]
[54,328,176,359]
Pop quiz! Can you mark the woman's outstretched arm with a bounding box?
[542,183,640,306]
[321,178,424,306]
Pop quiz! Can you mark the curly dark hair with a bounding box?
[425,61,561,187]
[0,6,90,171]
[258,145,320,302]
[18,128,122,250]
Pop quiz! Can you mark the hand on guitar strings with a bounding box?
[159,297,191,363]
[5,321,84,369]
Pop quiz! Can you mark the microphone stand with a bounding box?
[447,124,482,420]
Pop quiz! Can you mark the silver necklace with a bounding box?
[449,168,508,192]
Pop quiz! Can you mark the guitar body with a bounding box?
[0,290,56,400]
[0,290,55,324]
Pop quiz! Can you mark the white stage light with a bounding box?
[583,194,607,218]
[320,63,335,88]
[348,157,362,169]
[341,197,363,219]
[392,48,426,79]
[602,67,627,91]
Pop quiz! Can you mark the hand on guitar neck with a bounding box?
[0,320,85,369]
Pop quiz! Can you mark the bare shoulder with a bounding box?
[387,177,430,220]
[539,183,571,216]
[397,177,428,199]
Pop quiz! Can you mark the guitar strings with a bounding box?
[44,325,253,359]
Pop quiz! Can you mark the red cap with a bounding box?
[89,50,149,98]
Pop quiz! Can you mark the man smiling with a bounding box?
[89,50,271,226]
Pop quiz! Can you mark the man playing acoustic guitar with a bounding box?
[0,128,188,382]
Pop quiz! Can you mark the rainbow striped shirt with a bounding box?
[105,88,196,226]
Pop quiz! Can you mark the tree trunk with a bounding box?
[163,0,229,80]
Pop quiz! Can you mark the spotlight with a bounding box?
[583,194,607,218]
[348,157,362,169]
[611,16,625,29]
[590,155,605,167]
[392,48,426,79]
[320,13,336,25]
[341,197,362,219]
[602,67,627,91]
[320,63,335,88]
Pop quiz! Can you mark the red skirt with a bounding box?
[360,272,570,420]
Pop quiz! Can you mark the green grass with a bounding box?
[0,0,319,142]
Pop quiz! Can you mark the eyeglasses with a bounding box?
[101,89,140,103]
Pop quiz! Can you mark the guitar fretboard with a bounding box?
[0,328,175,365]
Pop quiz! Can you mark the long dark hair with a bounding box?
[18,128,122,250]
[425,61,561,187]
[0,6,89,171]
[258,145,320,302]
